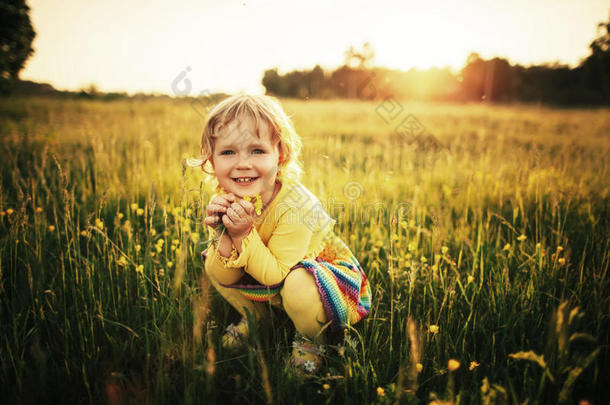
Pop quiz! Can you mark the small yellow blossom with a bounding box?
[155,245,163,253]
[405,253,412,260]
[469,361,480,371]
[136,264,144,274]
[117,256,128,267]
[431,264,438,271]
[163,231,170,236]
[416,363,423,373]
[374,240,383,248]
[467,275,475,284]
[558,258,566,266]
[35,207,43,213]
[0,210,5,217]
[441,246,449,255]
[118,213,124,219]
[408,242,416,252]
[80,230,88,237]
[159,268,165,276]
[376,387,385,397]
[556,246,563,252]
[95,218,104,230]
[535,242,541,250]
[157,239,164,246]
[48,225,55,231]
[130,203,138,211]
[150,229,156,236]
[191,233,200,243]
[429,325,439,334]
[517,234,527,242]
[136,208,144,216]
[420,256,427,263]
[167,261,173,268]
[400,220,408,229]
[6,208,14,215]
[503,243,511,251]
[448,359,461,371]
[135,244,141,252]
[151,252,156,257]
[171,245,176,252]
[322,383,330,390]
[244,194,263,215]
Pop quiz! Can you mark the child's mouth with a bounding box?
[232,177,259,186]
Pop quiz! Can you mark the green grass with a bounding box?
[1,96,608,404]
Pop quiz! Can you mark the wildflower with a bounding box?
[159,268,165,276]
[431,264,438,271]
[469,361,480,371]
[441,246,449,255]
[558,258,566,266]
[191,233,200,243]
[503,243,511,251]
[135,244,141,252]
[136,208,144,216]
[405,253,412,260]
[130,203,138,211]
[135,264,144,274]
[117,256,128,267]
[6,208,14,215]
[80,230,88,237]
[322,383,330,390]
[244,194,263,215]
[150,229,156,236]
[416,363,423,373]
[517,234,527,242]
[118,213,124,219]
[48,225,55,231]
[535,242,541,250]
[408,242,416,252]
[172,207,181,216]
[420,256,427,263]
[151,252,156,257]
[400,220,408,229]
[95,218,104,230]
[375,240,383,248]
[35,207,43,213]
[0,211,5,217]
[167,261,173,268]
[157,239,164,246]
[556,246,563,252]
[155,245,163,254]
[376,387,385,397]
[448,359,461,371]
[171,245,176,252]
[428,325,439,334]
[467,275,475,284]
[172,239,180,245]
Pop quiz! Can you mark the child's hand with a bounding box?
[204,193,237,230]
[223,199,255,241]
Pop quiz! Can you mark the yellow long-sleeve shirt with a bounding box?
[204,180,336,286]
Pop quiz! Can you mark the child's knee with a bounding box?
[281,269,324,318]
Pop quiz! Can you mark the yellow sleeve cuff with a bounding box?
[225,228,260,268]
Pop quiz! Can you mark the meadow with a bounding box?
[0,96,608,404]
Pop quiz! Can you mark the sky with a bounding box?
[20,0,610,95]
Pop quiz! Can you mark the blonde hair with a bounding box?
[188,93,303,185]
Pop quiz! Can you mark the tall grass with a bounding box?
[1,96,608,403]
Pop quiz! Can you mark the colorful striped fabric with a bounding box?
[203,232,371,330]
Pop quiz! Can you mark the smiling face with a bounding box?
[210,114,281,202]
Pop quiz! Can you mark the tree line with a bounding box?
[263,18,610,106]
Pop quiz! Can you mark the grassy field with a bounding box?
[1,96,608,404]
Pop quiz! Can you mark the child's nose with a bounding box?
[236,154,253,168]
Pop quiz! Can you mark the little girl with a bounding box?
[194,94,370,373]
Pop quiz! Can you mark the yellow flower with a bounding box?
[135,244,141,252]
[558,258,566,265]
[130,203,139,211]
[171,245,176,252]
[376,387,385,397]
[467,275,475,284]
[155,245,163,253]
[172,239,180,245]
[420,256,427,263]
[159,268,165,276]
[190,233,200,243]
[416,363,423,373]
[517,234,527,242]
[322,383,330,390]
[117,256,128,267]
[428,325,439,334]
[118,213,124,219]
[405,253,412,260]
[535,242,541,250]
[556,246,563,252]
[408,242,416,252]
[163,231,170,236]
[441,246,449,255]
[217,187,227,195]
[0,210,5,217]
[95,218,104,230]
[244,194,263,215]
[431,264,438,271]
[151,252,156,257]
[80,230,88,237]
[399,220,408,229]
[448,359,461,371]
[375,240,383,248]
[150,229,156,236]
[167,261,173,268]
[136,208,144,216]
[135,264,144,274]
[157,239,164,246]
[35,207,43,213]
[503,243,511,251]
[469,361,480,371]
[6,208,14,215]
[48,225,55,231]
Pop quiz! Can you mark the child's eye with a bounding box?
[220,150,234,155]
[252,149,265,154]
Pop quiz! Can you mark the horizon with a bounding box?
[19,0,610,96]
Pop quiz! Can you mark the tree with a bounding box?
[0,0,36,82]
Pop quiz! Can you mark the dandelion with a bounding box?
[420,256,427,263]
[6,208,14,215]
[150,229,156,236]
[405,253,412,260]
[80,230,88,237]
[503,243,511,251]
[517,234,527,242]
[535,242,541,250]
[167,261,173,268]
[130,203,138,211]
[35,207,43,213]
[117,256,128,267]
[408,242,416,252]
[441,246,449,255]
[157,239,164,246]
[95,218,104,230]
[431,264,438,271]
[469,361,480,371]
[135,264,144,274]
[376,387,385,397]
[448,359,461,371]
[163,231,170,237]
[467,275,475,284]
[135,244,141,252]
[416,363,423,373]
[48,225,55,232]
[172,239,180,245]
[155,245,163,253]
[322,383,330,390]
[159,268,165,276]
[118,213,124,219]
[136,208,144,216]
[171,245,176,252]
[556,246,564,252]
[558,258,566,265]
[244,194,263,215]
[428,325,439,334]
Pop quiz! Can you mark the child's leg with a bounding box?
[280,268,328,343]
